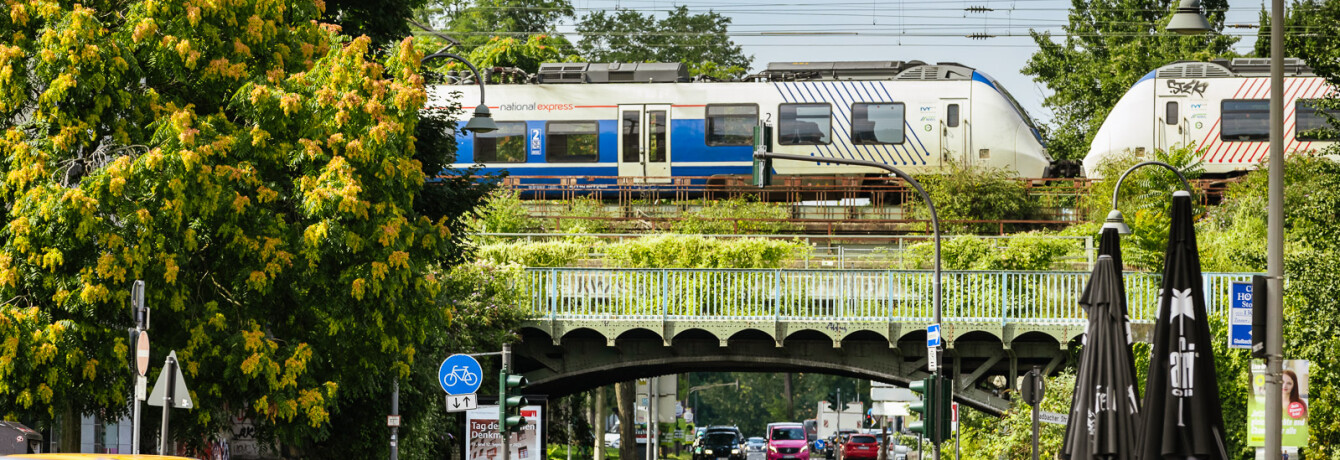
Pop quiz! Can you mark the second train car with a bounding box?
[1086,58,1339,177]
[433,60,1055,185]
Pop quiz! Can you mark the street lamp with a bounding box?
[422,52,497,133]
[1166,2,1287,457]
[1166,0,1212,35]
[754,150,944,458]
[1102,160,1193,235]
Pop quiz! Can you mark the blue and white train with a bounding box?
[433,61,1056,184]
[1086,58,1339,177]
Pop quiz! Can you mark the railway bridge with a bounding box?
[510,268,1249,413]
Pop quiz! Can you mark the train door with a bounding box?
[939,99,970,166]
[1155,95,1189,152]
[617,104,671,183]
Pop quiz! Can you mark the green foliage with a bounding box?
[575,6,752,80]
[605,235,807,269]
[1081,144,1207,270]
[444,0,575,50]
[477,240,590,267]
[1023,0,1238,160]
[468,189,538,237]
[958,373,1074,458]
[672,198,800,235]
[559,197,619,233]
[904,234,1081,271]
[911,162,1038,234]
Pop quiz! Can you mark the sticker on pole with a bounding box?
[439,354,483,395]
[926,324,942,348]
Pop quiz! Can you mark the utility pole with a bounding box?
[502,344,512,460]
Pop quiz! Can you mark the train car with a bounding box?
[1085,58,1339,177]
[431,60,1053,187]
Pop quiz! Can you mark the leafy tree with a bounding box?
[576,6,752,80]
[324,0,430,46]
[1023,0,1238,160]
[446,0,575,50]
[0,0,499,456]
[1080,144,1206,270]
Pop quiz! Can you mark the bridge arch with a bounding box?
[515,321,1073,414]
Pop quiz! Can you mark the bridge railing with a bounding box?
[524,268,1254,324]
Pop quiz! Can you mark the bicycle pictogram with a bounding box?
[443,365,479,387]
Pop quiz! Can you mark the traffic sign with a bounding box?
[147,351,193,409]
[447,393,478,412]
[927,324,942,348]
[439,354,484,395]
[387,415,401,427]
[1229,281,1252,349]
[928,347,939,373]
[135,331,150,377]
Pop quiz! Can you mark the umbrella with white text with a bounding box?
[1135,191,1228,459]
[1061,254,1141,460]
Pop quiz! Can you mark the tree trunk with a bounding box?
[785,373,794,421]
[59,405,79,453]
[594,388,605,459]
[617,380,638,460]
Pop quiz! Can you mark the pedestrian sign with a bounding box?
[439,354,484,395]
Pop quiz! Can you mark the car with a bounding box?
[839,434,879,460]
[765,423,810,460]
[698,430,745,460]
[604,433,621,448]
[745,437,768,453]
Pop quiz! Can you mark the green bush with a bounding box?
[671,198,800,234]
[558,197,618,233]
[467,189,536,238]
[605,234,807,268]
[476,240,591,267]
[911,161,1038,234]
[903,233,1079,271]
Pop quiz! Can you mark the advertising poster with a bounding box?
[467,405,543,460]
[1248,360,1309,447]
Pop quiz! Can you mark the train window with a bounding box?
[851,103,905,144]
[946,104,960,128]
[622,111,640,162]
[706,104,758,146]
[778,103,832,145]
[1296,100,1340,141]
[1166,102,1179,125]
[1221,99,1269,141]
[474,122,527,163]
[649,111,667,162]
[546,121,600,163]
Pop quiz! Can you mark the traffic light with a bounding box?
[937,377,953,442]
[500,372,529,433]
[908,377,937,443]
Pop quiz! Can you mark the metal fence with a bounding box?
[524,268,1254,325]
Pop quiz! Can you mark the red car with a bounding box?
[839,435,880,460]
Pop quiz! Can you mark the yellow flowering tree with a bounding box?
[0,0,491,454]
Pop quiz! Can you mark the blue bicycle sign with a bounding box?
[439,354,483,395]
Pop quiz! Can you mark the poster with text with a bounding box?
[1248,360,1309,447]
[467,405,543,460]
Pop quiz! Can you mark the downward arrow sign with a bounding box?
[453,399,462,408]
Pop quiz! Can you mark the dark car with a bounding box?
[699,431,745,460]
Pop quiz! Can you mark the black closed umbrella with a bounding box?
[1061,252,1141,459]
[1136,191,1229,459]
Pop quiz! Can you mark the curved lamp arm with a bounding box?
[1110,160,1193,210]
[754,152,942,350]
[422,52,486,105]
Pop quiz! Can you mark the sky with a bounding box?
[556,0,1273,126]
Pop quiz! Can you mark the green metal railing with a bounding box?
[524,268,1253,325]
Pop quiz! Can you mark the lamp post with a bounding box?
[1101,160,1193,235]
[1166,1,1286,457]
[422,52,498,134]
[755,151,942,458]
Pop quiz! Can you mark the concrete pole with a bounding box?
[1264,0,1286,457]
[391,378,399,460]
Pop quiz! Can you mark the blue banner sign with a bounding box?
[1229,281,1252,349]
